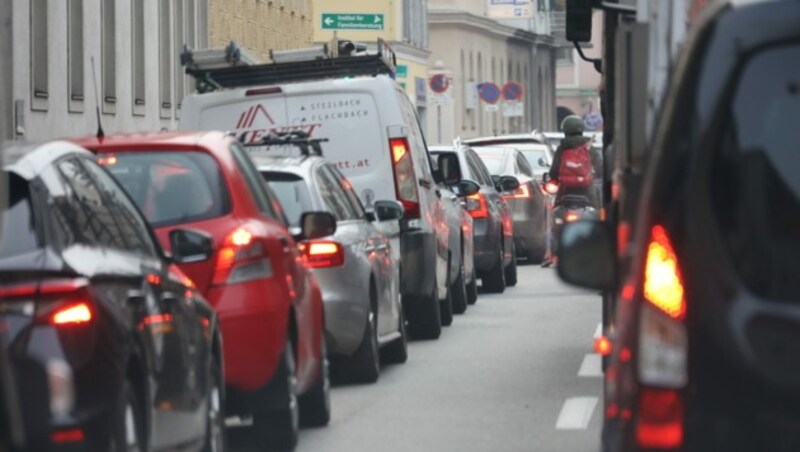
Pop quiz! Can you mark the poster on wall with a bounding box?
[486,0,533,19]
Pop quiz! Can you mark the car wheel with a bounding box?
[451,261,468,315]
[299,339,331,426]
[505,243,518,287]
[202,357,225,452]
[466,274,478,305]
[254,339,299,451]
[110,379,144,452]
[380,301,408,364]
[338,298,380,384]
[407,273,442,340]
[482,247,506,294]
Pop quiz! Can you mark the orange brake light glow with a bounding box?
[643,225,686,320]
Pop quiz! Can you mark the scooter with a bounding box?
[549,191,597,261]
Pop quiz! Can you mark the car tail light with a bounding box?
[565,212,581,222]
[50,302,93,326]
[51,428,85,444]
[0,279,97,327]
[636,387,684,449]
[504,184,531,199]
[213,227,273,285]
[465,193,489,219]
[299,241,345,268]
[545,181,559,194]
[644,225,686,320]
[389,138,420,219]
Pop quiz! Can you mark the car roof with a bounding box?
[464,133,544,146]
[254,154,326,178]
[4,141,91,180]
[70,130,231,151]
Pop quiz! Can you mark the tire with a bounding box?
[299,339,331,427]
[407,274,442,340]
[380,301,408,364]
[254,339,299,451]
[451,262,468,315]
[505,244,518,287]
[440,283,454,327]
[202,356,225,452]
[110,379,145,452]
[337,299,380,384]
[482,248,506,294]
[466,274,478,305]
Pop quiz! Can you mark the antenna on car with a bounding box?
[90,56,105,139]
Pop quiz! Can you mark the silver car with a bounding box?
[254,154,408,384]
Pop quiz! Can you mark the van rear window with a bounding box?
[0,174,39,258]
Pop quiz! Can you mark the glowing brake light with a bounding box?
[565,212,581,222]
[97,155,117,166]
[51,302,93,326]
[594,336,612,356]
[300,241,345,268]
[465,193,489,219]
[636,387,684,449]
[389,138,420,219]
[545,181,559,194]
[643,225,685,320]
[230,228,253,246]
[504,184,531,199]
[212,227,272,285]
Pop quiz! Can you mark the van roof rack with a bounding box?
[242,130,329,158]
[184,38,397,93]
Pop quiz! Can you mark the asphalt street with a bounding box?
[230,264,603,452]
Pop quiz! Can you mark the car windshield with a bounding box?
[261,172,313,228]
[0,173,39,258]
[101,151,230,227]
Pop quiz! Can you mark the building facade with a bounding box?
[209,0,314,60]
[312,0,432,132]
[426,0,557,143]
[4,0,209,142]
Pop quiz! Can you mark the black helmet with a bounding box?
[560,115,584,136]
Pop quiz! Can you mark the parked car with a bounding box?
[250,135,408,383]
[429,144,517,293]
[429,153,478,313]
[75,131,330,450]
[1,141,223,451]
[179,40,468,340]
[558,2,800,450]
[472,146,549,263]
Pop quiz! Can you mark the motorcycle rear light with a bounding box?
[545,181,559,194]
[213,227,272,285]
[638,303,688,387]
[594,335,612,356]
[565,212,581,222]
[50,302,92,326]
[300,241,345,268]
[644,225,685,320]
[635,387,683,450]
[465,193,489,219]
[389,138,420,219]
[504,184,531,199]
[51,428,85,444]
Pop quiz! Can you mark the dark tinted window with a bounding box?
[83,160,158,257]
[263,172,313,228]
[711,43,800,299]
[230,143,282,221]
[0,174,40,257]
[105,151,229,227]
[315,166,357,221]
[328,165,367,219]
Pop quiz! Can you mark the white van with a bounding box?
[179,42,454,339]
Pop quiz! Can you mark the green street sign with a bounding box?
[396,65,408,78]
[321,13,385,30]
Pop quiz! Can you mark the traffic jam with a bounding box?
[2,0,799,451]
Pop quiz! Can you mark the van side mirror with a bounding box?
[437,153,462,185]
[300,211,337,240]
[566,0,594,43]
[373,200,405,222]
[557,220,616,290]
[170,229,214,264]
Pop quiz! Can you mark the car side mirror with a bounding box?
[566,0,593,43]
[432,168,444,185]
[537,157,550,168]
[454,180,480,197]
[500,175,520,192]
[557,220,616,290]
[170,229,214,264]
[300,211,337,240]
[373,200,405,222]
[437,153,462,185]
[491,174,503,192]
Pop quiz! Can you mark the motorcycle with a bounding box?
[541,176,597,262]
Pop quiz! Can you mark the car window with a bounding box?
[262,172,313,228]
[710,43,800,300]
[521,149,549,173]
[0,173,40,258]
[314,166,356,221]
[230,143,280,220]
[83,159,158,257]
[476,151,506,175]
[328,165,367,219]
[464,152,487,186]
[467,150,494,187]
[104,151,230,228]
[516,154,533,177]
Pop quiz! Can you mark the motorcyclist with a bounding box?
[548,115,602,208]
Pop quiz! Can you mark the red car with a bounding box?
[74,131,331,450]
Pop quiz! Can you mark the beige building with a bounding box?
[209,0,314,60]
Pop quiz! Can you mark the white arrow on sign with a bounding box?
[375,16,382,23]
[324,17,334,26]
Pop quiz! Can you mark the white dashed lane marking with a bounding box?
[555,397,599,430]
[594,322,602,340]
[578,353,603,378]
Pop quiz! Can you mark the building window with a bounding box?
[556,47,574,65]
[68,0,84,112]
[102,0,117,114]
[174,0,185,114]
[30,0,48,111]
[132,0,145,115]
[159,1,172,118]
